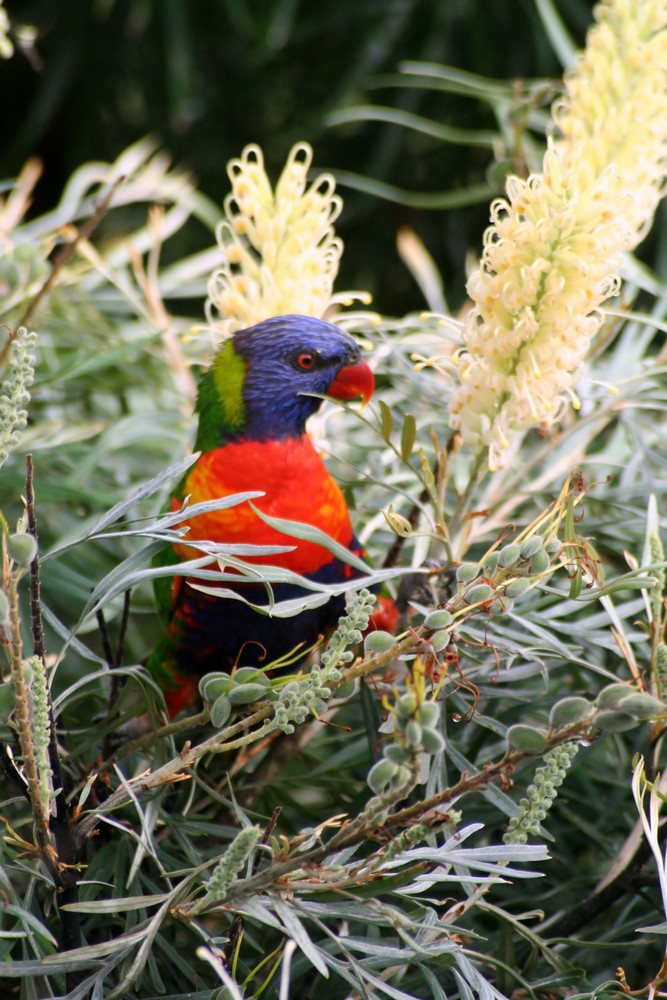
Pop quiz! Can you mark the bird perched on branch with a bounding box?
[147,314,395,717]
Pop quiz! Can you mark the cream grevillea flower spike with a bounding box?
[205,143,370,338]
[448,0,667,471]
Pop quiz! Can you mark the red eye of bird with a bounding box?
[297,352,316,370]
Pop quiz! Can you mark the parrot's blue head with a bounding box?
[196,314,374,446]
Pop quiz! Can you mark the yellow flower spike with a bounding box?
[449,0,667,468]
[205,142,371,339]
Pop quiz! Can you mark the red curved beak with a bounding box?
[328,358,375,406]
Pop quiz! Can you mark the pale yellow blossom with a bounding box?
[205,143,370,338]
[553,0,667,239]
[449,0,667,470]
[0,2,13,59]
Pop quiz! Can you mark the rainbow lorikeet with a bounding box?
[147,314,394,717]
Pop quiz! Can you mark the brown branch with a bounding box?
[74,703,275,843]
[221,725,588,906]
[92,705,210,775]
[98,589,134,763]
[75,633,423,840]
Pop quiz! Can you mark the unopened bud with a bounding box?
[7,533,37,567]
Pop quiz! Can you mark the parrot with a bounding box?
[147,314,396,717]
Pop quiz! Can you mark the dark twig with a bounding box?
[222,915,244,970]
[25,457,83,983]
[96,606,118,765]
[254,805,283,874]
[96,608,115,668]
[99,590,132,763]
[95,594,129,692]
[109,589,131,717]
[114,589,131,669]
[25,455,45,663]
[26,456,67,812]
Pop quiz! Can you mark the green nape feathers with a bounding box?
[194,339,247,451]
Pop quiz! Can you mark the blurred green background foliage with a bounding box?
[4,0,598,315]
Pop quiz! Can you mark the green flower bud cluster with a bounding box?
[25,654,54,815]
[367,697,445,795]
[504,742,579,844]
[195,825,262,911]
[273,674,333,734]
[199,668,275,729]
[0,328,37,470]
[324,588,376,669]
[593,682,666,732]
[656,645,667,703]
[453,534,559,618]
[411,608,454,659]
[380,823,430,862]
[505,683,667,756]
[273,589,376,734]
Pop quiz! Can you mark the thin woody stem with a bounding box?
[222,724,587,906]
[25,455,45,663]
[24,456,83,966]
[74,704,275,842]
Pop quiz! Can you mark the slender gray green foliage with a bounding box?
[1,1,667,997]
